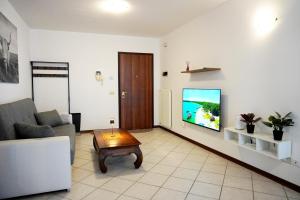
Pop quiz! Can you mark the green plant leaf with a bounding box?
[263,121,273,127]
[283,112,292,119]
[275,112,281,118]
[268,115,276,122]
[265,112,295,129]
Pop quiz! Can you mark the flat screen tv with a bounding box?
[182,88,221,132]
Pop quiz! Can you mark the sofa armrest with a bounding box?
[0,137,71,199]
[60,113,73,124]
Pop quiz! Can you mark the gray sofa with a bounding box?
[0,98,75,163]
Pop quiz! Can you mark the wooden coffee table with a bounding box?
[93,129,143,173]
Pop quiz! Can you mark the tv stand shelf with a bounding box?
[224,127,291,160]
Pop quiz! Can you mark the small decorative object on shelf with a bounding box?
[263,112,295,141]
[235,115,246,130]
[110,118,115,137]
[240,113,261,134]
[186,61,190,71]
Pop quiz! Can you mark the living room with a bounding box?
[0,0,299,199]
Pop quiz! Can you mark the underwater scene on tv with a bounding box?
[182,89,221,131]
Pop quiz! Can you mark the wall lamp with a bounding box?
[95,70,103,82]
[253,6,278,37]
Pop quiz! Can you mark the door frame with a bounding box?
[118,52,154,129]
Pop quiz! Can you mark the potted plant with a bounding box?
[240,113,261,133]
[263,112,295,141]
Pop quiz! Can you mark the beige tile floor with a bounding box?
[16,128,300,200]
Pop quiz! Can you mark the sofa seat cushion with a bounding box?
[35,110,63,127]
[53,124,76,163]
[14,123,55,139]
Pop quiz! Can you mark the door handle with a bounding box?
[121,91,127,99]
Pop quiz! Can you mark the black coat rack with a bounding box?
[31,61,70,113]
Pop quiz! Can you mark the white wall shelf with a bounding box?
[224,127,291,160]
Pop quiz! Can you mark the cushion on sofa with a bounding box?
[53,124,76,163]
[0,99,38,140]
[14,123,55,139]
[35,110,63,127]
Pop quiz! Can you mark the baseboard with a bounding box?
[81,126,160,133]
[80,130,93,134]
[158,125,300,192]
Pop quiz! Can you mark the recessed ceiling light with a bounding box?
[100,0,130,14]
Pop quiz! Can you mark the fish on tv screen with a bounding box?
[182,89,221,131]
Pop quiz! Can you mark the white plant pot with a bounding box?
[235,116,246,130]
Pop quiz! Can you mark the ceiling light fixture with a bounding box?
[100,0,130,14]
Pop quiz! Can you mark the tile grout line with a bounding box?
[146,136,207,198]
[283,185,289,200]
[183,151,209,200]
[77,131,157,200]
[113,138,227,199]
[74,135,130,200]
[118,135,184,200]
[40,130,298,200]
[251,168,254,200]
[63,136,97,199]
[147,145,195,199]
[250,176,291,199]
[217,160,228,200]
[80,132,220,200]
[147,137,190,199]
[68,182,98,200]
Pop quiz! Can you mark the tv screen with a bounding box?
[182,88,221,132]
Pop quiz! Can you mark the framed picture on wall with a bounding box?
[0,11,18,83]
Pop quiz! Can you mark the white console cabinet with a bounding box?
[224,127,291,160]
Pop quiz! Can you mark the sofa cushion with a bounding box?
[14,123,55,139]
[53,124,76,164]
[0,99,38,140]
[35,110,63,127]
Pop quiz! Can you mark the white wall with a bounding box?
[30,30,160,130]
[0,0,31,103]
[161,0,300,185]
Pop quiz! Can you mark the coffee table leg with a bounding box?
[99,153,107,173]
[93,136,97,151]
[134,147,143,169]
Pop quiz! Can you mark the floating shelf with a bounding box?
[224,127,291,160]
[181,67,221,73]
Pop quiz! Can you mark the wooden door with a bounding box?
[119,52,153,130]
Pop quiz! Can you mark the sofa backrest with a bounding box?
[0,98,38,140]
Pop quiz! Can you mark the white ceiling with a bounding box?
[9,0,227,37]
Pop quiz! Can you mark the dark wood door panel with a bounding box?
[145,55,153,128]
[131,54,138,129]
[119,53,133,129]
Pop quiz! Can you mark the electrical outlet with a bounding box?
[109,91,115,95]
[284,158,300,168]
[291,159,298,167]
